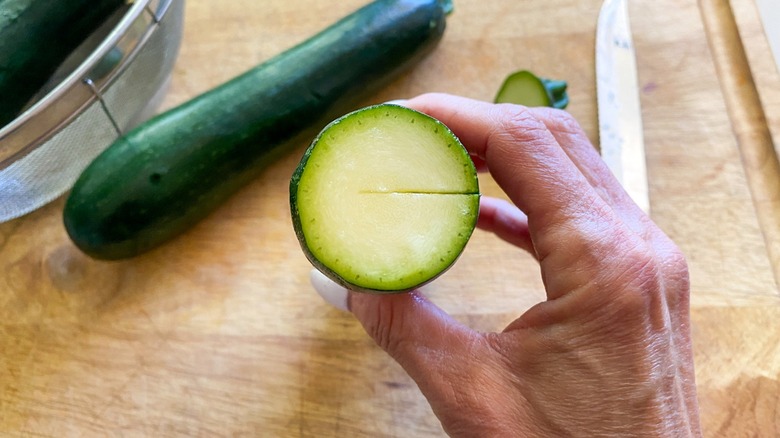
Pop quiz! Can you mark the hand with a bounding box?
[311,93,701,437]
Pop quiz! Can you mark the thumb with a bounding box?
[310,269,477,383]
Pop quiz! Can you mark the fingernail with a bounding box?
[310,269,349,312]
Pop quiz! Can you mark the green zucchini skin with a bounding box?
[64,0,451,260]
[0,0,125,126]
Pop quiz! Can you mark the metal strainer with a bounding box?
[0,0,184,222]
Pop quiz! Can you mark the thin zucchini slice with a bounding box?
[290,104,479,293]
[494,70,569,109]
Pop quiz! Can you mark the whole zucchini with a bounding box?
[64,0,453,260]
[0,0,125,126]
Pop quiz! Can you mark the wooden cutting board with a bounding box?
[1,0,778,436]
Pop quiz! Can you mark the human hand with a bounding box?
[310,93,701,437]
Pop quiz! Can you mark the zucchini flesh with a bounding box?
[291,104,479,293]
[64,0,451,260]
[0,0,125,126]
[494,70,570,109]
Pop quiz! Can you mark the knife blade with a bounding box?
[596,0,650,213]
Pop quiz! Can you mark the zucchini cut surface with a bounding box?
[291,104,479,293]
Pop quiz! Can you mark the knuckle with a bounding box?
[491,104,549,144]
[657,243,691,305]
[541,108,584,136]
[619,246,662,291]
[611,236,658,282]
[604,242,685,322]
[661,243,690,281]
[484,105,555,172]
[616,239,691,305]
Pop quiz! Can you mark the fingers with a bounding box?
[401,94,646,232]
[477,196,534,255]
[471,154,488,172]
[405,94,600,216]
[406,94,650,234]
[404,93,622,256]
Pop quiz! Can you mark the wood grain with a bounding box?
[699,0,780,288]
[1,0,778,436]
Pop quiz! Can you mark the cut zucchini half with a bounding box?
[494,70,569,109]
[290,104,480,293]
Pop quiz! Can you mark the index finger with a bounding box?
[404,93,616,237]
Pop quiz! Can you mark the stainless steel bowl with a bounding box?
[0,0,185,222]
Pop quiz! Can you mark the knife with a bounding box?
[596,0,650,213]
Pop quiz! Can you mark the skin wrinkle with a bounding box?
[528,337,668,434]
[512,341,621,434]
[486,105,596,216]
[533,109,617,195]
[400,300,449,364]
[421,337,526,437]
[583,299,682,433]
[455,363,532,436]
[370,294,396,353]
[505,277,596,330]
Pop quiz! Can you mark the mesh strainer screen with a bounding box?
[104,0,184,132]
[0,102,117,219]
[0,0,184,222]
